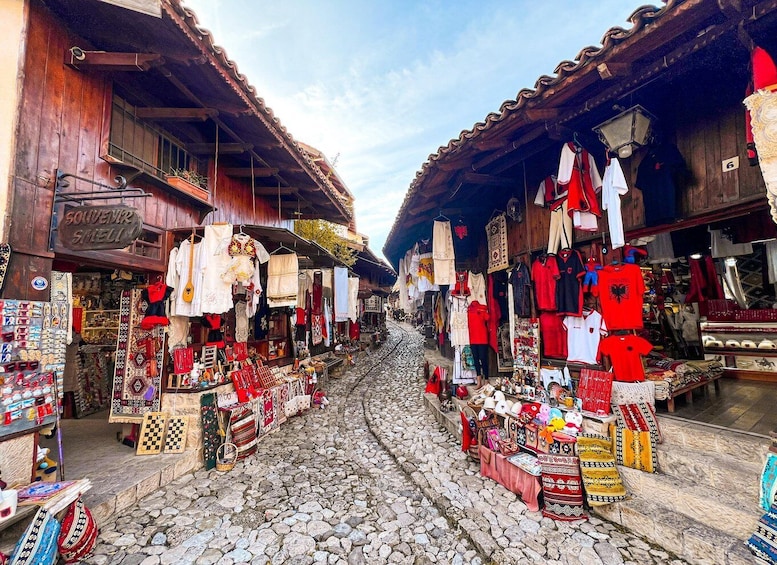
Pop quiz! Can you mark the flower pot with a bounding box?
[164,175,210,202]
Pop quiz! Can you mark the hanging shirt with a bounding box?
[467,301,490,345]
[599,334,653,382]
[555,248,585,316]
[508,262,532,317]
[539,311,567,359]
[563,310,608,365]
[635,143,686,227]
[533,175,567,210]
[531,255,560,311]
[468,271,487,305]
[601,158,629,250]
[597,263,645,330]
[558,142,602,228]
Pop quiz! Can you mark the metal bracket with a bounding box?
[54,170,153,204]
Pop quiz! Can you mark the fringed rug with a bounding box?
[762,453,777,511]
[200,393,219,471]
[229,405,257,461]
[612,402,663,443]
[576,433,627,506]
[537,454,587,521]
[486,213,509,273]
[613,426,658,473]
[109,290,165,423]
[747,501,777,564]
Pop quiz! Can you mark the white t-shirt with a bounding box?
[563,310,608,365]
[601,158,629,249]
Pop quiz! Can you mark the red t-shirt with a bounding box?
[532,256,560,311]
[540,312,567,359]
[467,301,490,345]
[597,263,645,330]
[599,334,652,382]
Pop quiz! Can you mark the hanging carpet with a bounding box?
[576,433,627,506]
[486,213,509,273]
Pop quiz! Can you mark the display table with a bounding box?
[479,446,542,512]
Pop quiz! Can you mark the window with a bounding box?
[107,96,205,190]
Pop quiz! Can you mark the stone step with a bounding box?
[617,464,761,540]
[658,416,769,467]
[594,496,756,565]
[655,442,763,505]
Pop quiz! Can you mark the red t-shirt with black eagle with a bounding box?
[597,263,645,330]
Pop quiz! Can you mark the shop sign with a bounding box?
[59,205,143,251]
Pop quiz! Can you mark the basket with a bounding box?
[215,442,238,472]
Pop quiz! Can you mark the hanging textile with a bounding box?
[267,252,299,308]
[601,157,629,249]
[348,277,360,323]
[432,219,456,286]
[200,224,234,314]
[334,267,349,322]
[109,289,165,423]
[486,213,509,273]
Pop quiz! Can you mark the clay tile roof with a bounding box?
[384,1,679,258]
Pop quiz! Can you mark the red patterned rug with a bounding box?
[537,453,587,521]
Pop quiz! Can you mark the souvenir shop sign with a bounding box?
[59,205,143,251]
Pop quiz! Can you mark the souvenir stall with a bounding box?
[152,223,347,464]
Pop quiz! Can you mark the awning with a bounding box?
[171,225,346,269]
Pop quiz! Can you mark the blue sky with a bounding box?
[182,0,638,259]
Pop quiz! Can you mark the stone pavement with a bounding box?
[86,323,691,565]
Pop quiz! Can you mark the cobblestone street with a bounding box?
[88,323,689,565]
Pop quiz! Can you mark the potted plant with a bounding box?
[164,168,209,201]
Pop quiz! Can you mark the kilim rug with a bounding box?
[762,453,777,511]
[486,213,509,274]
[747,501,777,564]
[229,405,257,461]
[537,454,587,521]
[576,433,627,506]
[577,369,613,415]
[200,393,219,471]
[612,402,663,443]
[109,290,165,423]
[613,426,658,473]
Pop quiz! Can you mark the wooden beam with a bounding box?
[409,199,442,216]
[135,107,217,121]
[223,167,280,178]
[187,143,253,155]
[253,186,297,196]
[66,51,163,71]
[462,172,515,188]
[524,108,562,121]
[596,62,632,80]
[472,126,546,171]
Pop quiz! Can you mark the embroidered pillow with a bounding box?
[57,498,98,563]
[610,381,656,407]
[10,507,60,565]
[613,402,663,443]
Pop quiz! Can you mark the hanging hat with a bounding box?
[753,46,777,91]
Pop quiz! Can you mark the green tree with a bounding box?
[294,219,357,267]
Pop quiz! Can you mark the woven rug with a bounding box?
[537,454,587,521]
[610,381,656,407]
[109,290,165,423]
[200,393,219,471]
[577,369,613,414]
[486,213,509,273]
[747,501,777,564]
[576,433,627,506]
[762,453,777,511]
[612,402,663,443]
[229,405,257,461]
[613,426,658,473]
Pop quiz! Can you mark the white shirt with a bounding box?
[563,310,608,365]
[602,158,629,249]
